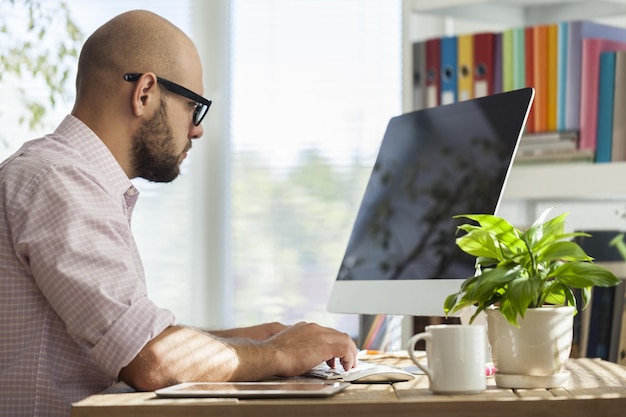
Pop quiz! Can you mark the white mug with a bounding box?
[407,324,486,394]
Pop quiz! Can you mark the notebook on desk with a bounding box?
[155,380,350,398]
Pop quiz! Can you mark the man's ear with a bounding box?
[130,73,159,118]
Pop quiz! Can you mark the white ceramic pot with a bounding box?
[485,305,575,388]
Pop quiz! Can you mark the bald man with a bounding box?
[0,10,357,417]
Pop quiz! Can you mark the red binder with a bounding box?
[473,32,495,98]
[425,38,441,108]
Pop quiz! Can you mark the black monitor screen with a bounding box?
[337,88,533,283]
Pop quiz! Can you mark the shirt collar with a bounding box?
[54,115,138,199]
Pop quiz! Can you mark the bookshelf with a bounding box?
[410,0,626,26]
[402,0,626,204]
[504,162,626,201]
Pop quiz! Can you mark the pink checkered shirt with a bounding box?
[0,115,175,417]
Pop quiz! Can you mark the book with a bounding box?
[457,33,473,101]
[514,148,594,164]
[525,26,535,133]
[425,38,441,108]
[587,286,618,360]
[494,32,503,94]
[574,232,626,362]
[547,24,559,132]
[520,129,578,144]
[579,38,626,152]
[513,27,526,89]
[533,25,549,132]
[514,131,587,164]
[566,20,626,131]
[440,36,458,105]
[473,32,495,98]
[517,141,578,159]
[612,51,626,161]
[596,51,616,163]
[557,21,569,131]
[412,41,426,110]
[502,28,515,92]
[518,130,579,159]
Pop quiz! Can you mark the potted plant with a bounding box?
[443,207,620,389]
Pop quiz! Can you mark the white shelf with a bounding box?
[502,162,626,200]
[411,0,626,26]
[404,1,626,204]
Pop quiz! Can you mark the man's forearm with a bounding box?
[119,326,278,391]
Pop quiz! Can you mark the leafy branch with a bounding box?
[0,0,83,134]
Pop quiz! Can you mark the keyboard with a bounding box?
[303,360,416,383]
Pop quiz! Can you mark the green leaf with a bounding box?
[525,209,568,249]
[443,293,461,315]
[563,287,577,310]
[468,266,523,302]
[507,275,541,310]
[498,299,521,326]
[538,241,593,263]
[609,233,626,260]
[579,287,591,310]
[455,229,502,259]
[454,213,520,237]
[459,273,480,292]
[542,282,567,306]
[551,262,620,288]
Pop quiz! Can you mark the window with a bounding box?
[230,0,402,334]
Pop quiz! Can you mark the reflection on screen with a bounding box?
[338,98,521,282]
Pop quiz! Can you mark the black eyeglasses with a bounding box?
[124,73,212,126]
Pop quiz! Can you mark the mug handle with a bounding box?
[407,332,433,380]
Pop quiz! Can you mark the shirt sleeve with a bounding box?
[8,162,175,379]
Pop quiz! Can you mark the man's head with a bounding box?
[72,10,207,182]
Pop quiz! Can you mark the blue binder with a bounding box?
[440,36,457,105]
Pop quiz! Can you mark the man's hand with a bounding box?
[263,322,358,377]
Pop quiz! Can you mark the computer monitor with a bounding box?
[327,88,534,317]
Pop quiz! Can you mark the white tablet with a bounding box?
[155,380,350,398]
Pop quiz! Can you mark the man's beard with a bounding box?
[131,98,189,183]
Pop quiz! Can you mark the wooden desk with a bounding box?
[72,356,626,417]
